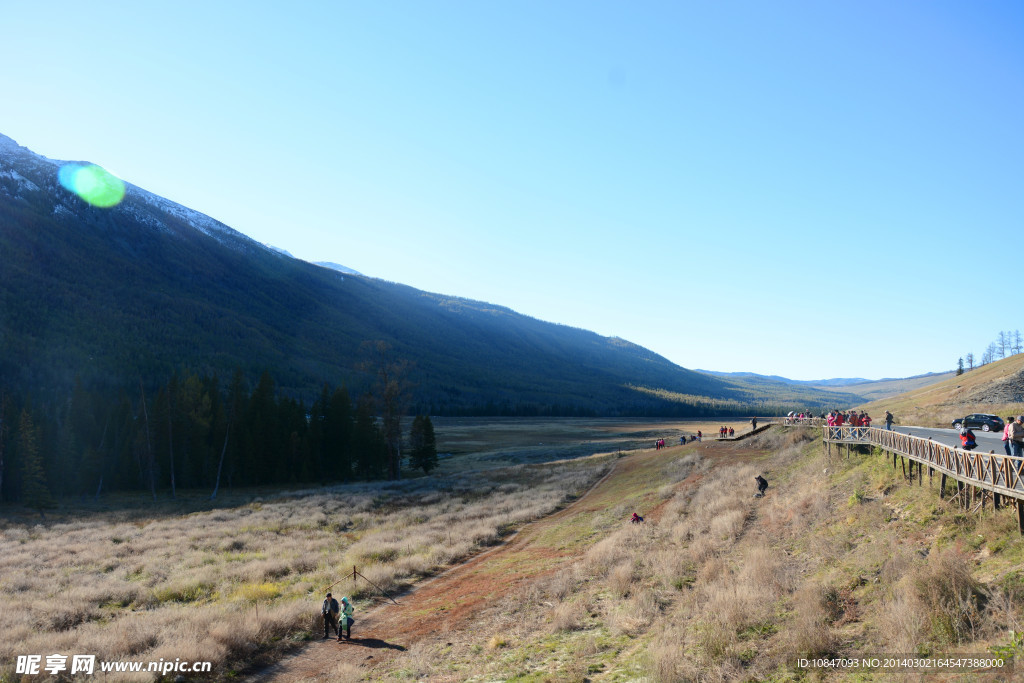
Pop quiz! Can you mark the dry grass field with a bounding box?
[0,448,612,681]
[5,417,1024,682]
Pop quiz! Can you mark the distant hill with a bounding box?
[0,133,856,415]
[697,369,955,402]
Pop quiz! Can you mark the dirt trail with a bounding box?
[249,448,671,682]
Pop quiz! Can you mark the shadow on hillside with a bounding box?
[339,637,406,651]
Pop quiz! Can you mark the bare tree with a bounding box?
[998,331,1008,359]
[982,343,997,366]
[966,352,974,370]
[1014,330,1023,355]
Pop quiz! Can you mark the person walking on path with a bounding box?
[1003,417,1015,456]
[322,592,340,639]
[751,417,758,431]
[1009,416,1024,459]
[337,596,355,640]
[884,411,894,431]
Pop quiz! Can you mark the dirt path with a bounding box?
[248,448,673,682]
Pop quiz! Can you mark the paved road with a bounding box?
[890,425,1007,454]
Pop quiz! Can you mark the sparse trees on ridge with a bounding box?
[961,330,1024,371]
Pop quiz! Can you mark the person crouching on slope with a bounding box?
[754,475,768,497]
[337,596,355,641]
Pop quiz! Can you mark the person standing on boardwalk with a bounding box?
[1003,417,1015,456]
[322,592,340,639]
[751,417,758,431]
[884,411,894,431]
[1009,416,1024,459]
[337,596,355,640]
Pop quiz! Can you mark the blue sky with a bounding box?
[2,1,1021,380]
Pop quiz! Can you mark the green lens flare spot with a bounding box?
[58,163,126,208]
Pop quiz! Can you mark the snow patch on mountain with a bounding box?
[314,261,361,276]
[0,168,40,192]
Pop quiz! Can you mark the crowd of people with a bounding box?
[826,410,872,428]
[1003,416,1024,457]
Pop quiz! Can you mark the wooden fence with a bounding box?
[823,425,1024,531]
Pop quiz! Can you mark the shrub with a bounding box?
[913,550,983,645]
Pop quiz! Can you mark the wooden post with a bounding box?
[901,457,907,479]
[995,493,1001,510]
[1018,501,1024,535]
[940,473,946,498]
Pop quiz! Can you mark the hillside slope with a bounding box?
[0,134,856,414]
[858,354,1024,427]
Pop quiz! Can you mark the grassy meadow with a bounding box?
[341,428,1024,682]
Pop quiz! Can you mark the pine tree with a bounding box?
[957,358,964,376]
[18,409,55,515]
[408,415,438,475]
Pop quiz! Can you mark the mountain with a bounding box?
[698,370,871,387]
[697,369,955,402]
[0,134,857,415]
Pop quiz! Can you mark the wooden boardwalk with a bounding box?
[822,425,1024,532]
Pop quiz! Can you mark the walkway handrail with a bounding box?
[780,417,827,427]
[824,425,1024,498]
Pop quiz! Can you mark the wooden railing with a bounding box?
[824,425,1024,499]
[783,417,826,427]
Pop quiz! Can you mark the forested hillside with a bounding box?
[0,134,862,502]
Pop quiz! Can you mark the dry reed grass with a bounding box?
[0,455,609,680]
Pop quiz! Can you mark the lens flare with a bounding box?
[58,163,126,208]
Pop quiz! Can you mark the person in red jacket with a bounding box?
[960,428,977,451]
